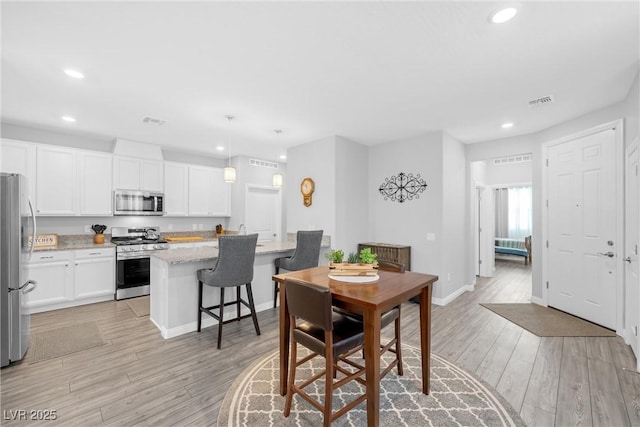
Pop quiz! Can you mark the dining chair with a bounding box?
[283,278,367,427]
[196,234,260,349]
[273,230,323,308]
[333,260,405,378]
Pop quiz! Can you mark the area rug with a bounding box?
[29,322,105,363]
[480,303,616,337]
[218,344,525,427]
[126,295,150,317]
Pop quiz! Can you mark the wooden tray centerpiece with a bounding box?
[326,248,379,276]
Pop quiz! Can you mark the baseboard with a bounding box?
[156,300,275,339]
[530,296,546,306]
[432,283,475,306]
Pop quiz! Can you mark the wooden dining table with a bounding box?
[273,266,438,427]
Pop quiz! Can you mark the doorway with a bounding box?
[543,120,623,330]
[244,185,282,241]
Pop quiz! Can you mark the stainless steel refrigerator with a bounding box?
[1,173,37,367]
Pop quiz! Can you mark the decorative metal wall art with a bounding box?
[379,172,427,203]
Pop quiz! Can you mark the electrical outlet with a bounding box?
[198,224,203,230]
[168,224,174,231]
[84,225,91,233]
[192,224,197,231]
[447,273,451,281]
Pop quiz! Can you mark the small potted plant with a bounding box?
[325,249,344,267]
[359,247,378,267]
[347,252,359,264]
[91,224,107,244]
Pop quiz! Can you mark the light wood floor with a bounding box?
[1,260,638,426]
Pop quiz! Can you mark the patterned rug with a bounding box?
[218,344,525,427]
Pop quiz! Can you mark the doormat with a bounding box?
[29,322,106,363]
[480,303,616,337]
[126,296,150,317]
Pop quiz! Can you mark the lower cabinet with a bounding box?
[26,248,115,313]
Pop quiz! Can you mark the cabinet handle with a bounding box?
[65,263,69,267]
[89,252,101,255]
[75,263,78,266]
[40,256,54,259]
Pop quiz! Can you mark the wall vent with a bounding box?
[142,116,166,126]
[493,154,532,165]
[250,158,278,169]
[528,95,555,107]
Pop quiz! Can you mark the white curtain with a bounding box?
[507,186,532,239]
[494,189,509,238]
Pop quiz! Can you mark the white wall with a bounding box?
[442,132,470,299]
[484,159,532,186]
[369,132,444,290]
[334,136,369,252]
[285,136,337,239]
[625,71,639,148]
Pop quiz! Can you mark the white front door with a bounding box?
[245,185,281,241]
[624,139,640,362]
[547,128,617,329]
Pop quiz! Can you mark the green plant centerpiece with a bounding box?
[359,247,378,266]
[325,249,344,265]
[347,252,359,264]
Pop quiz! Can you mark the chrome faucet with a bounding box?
[238,224,246,235]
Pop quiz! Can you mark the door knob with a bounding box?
[597,251,615,258]
[625,257,632,263]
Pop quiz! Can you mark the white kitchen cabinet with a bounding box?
[210,167,230,216]
[188,165,214,216]
[78,151,112,215]
[36,145,76,215]
[113,156,163,192]
[26,251,74,310]
[164,162,189,216]
[188,166,230,217]
[26,248,115,313]
[73,248,115,299]
[0,139,37,208]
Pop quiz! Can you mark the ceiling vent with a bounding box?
[142,116,166,126]
[528,95,555,107]
[250,158,278,169]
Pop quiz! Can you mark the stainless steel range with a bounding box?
[112,226,169,300]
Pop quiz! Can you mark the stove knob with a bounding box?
[141,245,147,250]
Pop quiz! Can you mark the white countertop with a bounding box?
[150,240,304,264]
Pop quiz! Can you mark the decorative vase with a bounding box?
[93,234,105,244]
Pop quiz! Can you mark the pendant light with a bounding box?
[223,115,236,183]
[272,129,284,188]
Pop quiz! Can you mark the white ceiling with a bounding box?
[1,1,638,162]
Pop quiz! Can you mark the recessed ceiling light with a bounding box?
[490,7,517,24]
[216,146,225,151]
[279,155,287,160]
[64,69,84,79]
[61,115,76,122]
[501,122,514,129]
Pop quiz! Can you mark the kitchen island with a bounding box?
[149,239,329,339]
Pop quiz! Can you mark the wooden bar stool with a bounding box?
[333,260,405,378]
[197,234,260,349]
[284,278,367,426]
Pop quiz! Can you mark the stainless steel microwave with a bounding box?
[113,190,164,216]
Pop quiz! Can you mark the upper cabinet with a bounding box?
[0,139,37,207]
[164,162,189,216]
[113,156,163,192]
[36,145,77,215]
[77,151,112,215]
[188,165,230,217]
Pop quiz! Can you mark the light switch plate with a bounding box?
[427,233,436,241]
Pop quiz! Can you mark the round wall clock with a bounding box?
[300,177,315,207]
